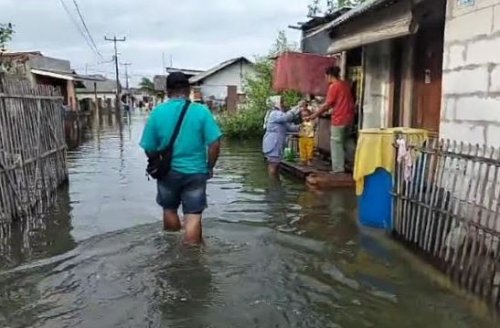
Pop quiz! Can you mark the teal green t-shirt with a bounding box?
[139,99,222,174]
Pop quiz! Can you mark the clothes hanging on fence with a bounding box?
[272,52,337,96]
[396,138,413,182]
[354,128,428,196]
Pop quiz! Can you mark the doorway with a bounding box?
[413,22,445,137]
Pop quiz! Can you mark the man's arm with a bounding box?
[203,107,223,177]
[310,85,336,120]
[140,111,159,154]
[207,139,221,177]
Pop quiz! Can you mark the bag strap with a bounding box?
[166,100,190,151]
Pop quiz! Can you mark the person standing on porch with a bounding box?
[307,66,354,173]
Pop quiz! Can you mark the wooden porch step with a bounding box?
[280,160,354,189]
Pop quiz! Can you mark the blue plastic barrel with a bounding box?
[358,168,392,230]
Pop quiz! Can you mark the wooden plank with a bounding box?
[0,74,67,223]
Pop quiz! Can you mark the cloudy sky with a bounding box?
[1,0,309,86]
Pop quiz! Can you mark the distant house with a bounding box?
[76,75,120,103]
[154,68,204,93]
[189,57,255,105]
[166,67,203,79]
[0,51,100,111]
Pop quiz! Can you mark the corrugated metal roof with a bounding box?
[306,0,395,38]
[165,67,203,76]
[189,57,253,84]
[78,75,119,93]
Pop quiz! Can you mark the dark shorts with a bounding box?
[156,171,209,214]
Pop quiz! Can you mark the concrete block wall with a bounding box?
[441,0,500,146]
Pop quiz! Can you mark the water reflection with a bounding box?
[0,112,497,327]
[0,184,76,271]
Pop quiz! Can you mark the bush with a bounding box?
[217,106,265,139]
[219,31,301,139]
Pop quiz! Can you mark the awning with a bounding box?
[303,0,418,54]
[328,8,417,54]
[31,69,106,82]
[305,0,393,39]
[32,68,76,81]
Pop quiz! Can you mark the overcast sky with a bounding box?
[1,0,308,86]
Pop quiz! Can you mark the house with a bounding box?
[189,57,255,109]
[301,0,500,148]
[300,0,447,137]
[76,75,120,106]
[166,67,203,79]
[0,51,100,111]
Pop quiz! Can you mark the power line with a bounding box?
[105,35,126,111]
[58,0,100,59]
[71,0,103,59]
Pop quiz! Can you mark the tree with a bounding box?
[245,30,300,115]
[308,0,367,17]
[138,77,155,94]
[0,23,14,53]
[218,31,302,138]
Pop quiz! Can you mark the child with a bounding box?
[299,108,316,166]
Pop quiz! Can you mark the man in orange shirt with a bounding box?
[308,66,354,173]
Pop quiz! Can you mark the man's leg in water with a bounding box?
[181,174,208,244]
[184,214,202,244]
[163,209,181,231]
[157,173,182,231]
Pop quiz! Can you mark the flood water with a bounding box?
[0,112,497,328]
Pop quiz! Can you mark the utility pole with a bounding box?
[120,62,131,91]
[120,62,132,109]
[104,35,126,114]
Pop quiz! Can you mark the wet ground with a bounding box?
[0,112,497,327]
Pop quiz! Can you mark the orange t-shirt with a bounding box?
[325,81,355,126]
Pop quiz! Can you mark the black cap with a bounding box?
[166,72,190,90]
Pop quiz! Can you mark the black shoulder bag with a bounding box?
[146,100,190,180]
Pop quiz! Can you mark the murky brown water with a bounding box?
[0,112,497,327]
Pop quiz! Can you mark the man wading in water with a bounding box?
[140,72,222,244]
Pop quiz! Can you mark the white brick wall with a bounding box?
[467,38,500,66]
[486,124,500,146]
[494,4,500,32]
[455,96,500,121]
[447,44,466,69]
[445,6,493,42]
[440,121,486,145]
[443,67,490,94]
[489,65,500,92]
[442,97,456,121]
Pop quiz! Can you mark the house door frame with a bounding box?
[412,21,445,137]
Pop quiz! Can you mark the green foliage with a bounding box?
[218,31,301,139]
[309,0,367,17]
[0,23,14,53]
[139,77,155,94]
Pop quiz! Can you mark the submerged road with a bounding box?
[0,112,496,327]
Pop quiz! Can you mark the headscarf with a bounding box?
[266,95,282,110]
[263,96,280,130]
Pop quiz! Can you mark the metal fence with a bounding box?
[393,138,500,308]
[0,75,68,223]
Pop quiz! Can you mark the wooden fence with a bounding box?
[0,75,68,223]
[393,139,500,308]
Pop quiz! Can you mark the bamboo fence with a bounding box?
[0,74,68,223]
[393,138,500,308]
